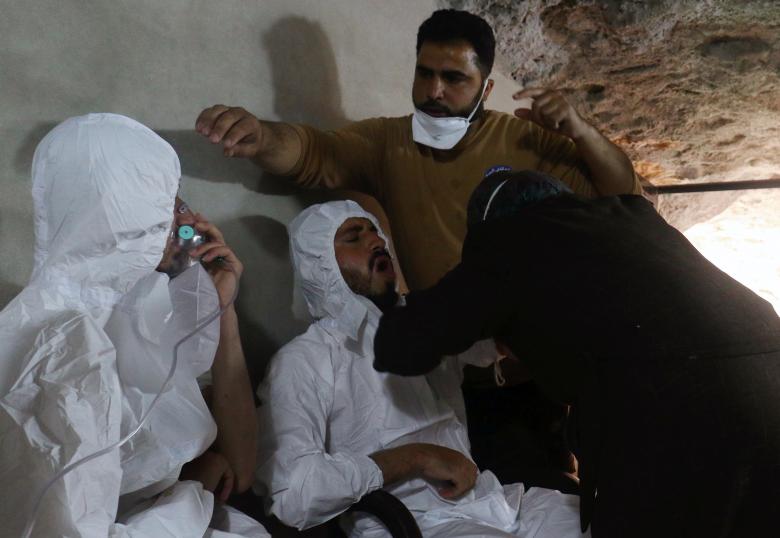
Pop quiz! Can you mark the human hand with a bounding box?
[513,88,588,141]
[416,444,478,499]
[195,105,265,158]
[179,450,236,502]
[188,215,243,307]
[495,340,512,359]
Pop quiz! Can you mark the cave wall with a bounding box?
[445,0,780,227]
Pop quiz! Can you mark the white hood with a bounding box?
[30,113,179,309]
[288,200,391,342]
[0,114,225,537]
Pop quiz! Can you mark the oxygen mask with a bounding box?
[162,199,205,278]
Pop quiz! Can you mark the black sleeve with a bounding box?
[373,260,515,376]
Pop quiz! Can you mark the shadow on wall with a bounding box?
[159,16,351,193]
[156,17,356,381]
[163,17,385,382]
[217,214,310,389]
[264,16,349,129]
[0,281,23,310]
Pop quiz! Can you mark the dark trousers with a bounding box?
[464,380,578,494]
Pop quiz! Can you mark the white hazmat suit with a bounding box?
[255,200,587,537]
[0,114,268,538]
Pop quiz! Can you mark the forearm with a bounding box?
[210,305,257,492]
[572,122,637,196]
[370,443,478,499]
[369,444,423,485]
[252,120,303,175]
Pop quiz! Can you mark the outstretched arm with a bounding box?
[195,105,384,194]
[514,88,638,196]
[374,260,515,376]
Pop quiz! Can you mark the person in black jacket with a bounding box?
[373,170,780,537]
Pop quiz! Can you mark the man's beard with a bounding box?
[368,282,399,312]
[341,267,398,312]
[415,90,485,121]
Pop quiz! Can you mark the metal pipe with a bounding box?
[644,178,780,195]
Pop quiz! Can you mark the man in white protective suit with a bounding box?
[255,199,587,538]
[0,113,268,537]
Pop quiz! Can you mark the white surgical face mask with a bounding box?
[411,79,489,150]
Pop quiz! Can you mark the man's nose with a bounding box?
[426,76,445,101]
[368,233,386,251]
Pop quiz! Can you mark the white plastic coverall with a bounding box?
[256,200,587,538]
[0,114,268,538]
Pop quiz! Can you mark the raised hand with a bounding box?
[189,215,243,307]
[196,105,265,159]
[513,87,587,141]
[179,450,236,502]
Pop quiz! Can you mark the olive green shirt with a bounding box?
[289,110,641,291]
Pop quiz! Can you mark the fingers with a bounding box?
[223,116,259,149]
[512,88,582,136]
[209,107,252,144]
[420,445,479,498]
[194,217,225,244]
[438,460,478,498]
[191,242,238,267]
[197,244,236,264]
[195,105,230,136]
[188,216,244,282]
[195,105,263,158]
[218,466,235,503]
[513,87,548,100]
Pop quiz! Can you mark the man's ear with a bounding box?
[483,78,495,102]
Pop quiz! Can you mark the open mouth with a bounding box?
[419,101,451,117]
[370,251,395,277]
[421,107,449,117]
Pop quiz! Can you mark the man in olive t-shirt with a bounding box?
[195,9,640,486]
[195,10,639,291]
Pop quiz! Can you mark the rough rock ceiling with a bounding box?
[441,0,780,311]
[445,0,780,229]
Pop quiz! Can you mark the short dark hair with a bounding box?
[416,9,496,76]
[467,170,573,229]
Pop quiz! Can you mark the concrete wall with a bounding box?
[0,0,520,380]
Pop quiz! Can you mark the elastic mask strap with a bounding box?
[482,179,509,221]
[493,355,506,387]
[466,79,490,122]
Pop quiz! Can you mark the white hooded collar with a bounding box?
[288,200,394,345]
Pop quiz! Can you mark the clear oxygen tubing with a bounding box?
[21,267,239,538]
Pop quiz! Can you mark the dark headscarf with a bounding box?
[466,170,573,230]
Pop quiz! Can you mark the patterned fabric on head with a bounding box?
[466,170,573,229]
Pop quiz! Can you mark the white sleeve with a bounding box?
[110,481,213,537]
[451,338,503,368]
[0,317,123,538]
[255,348,383,530]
